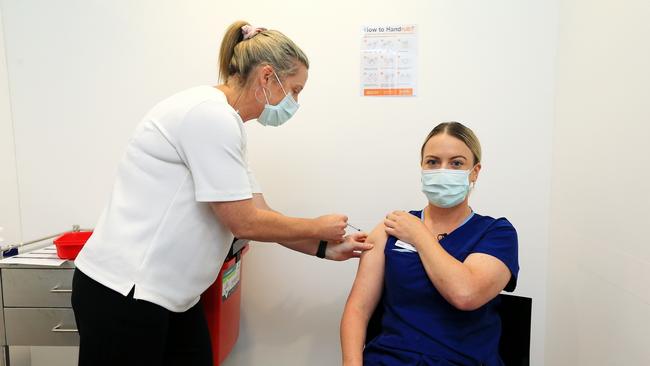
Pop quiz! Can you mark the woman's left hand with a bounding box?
[384,211,429,245]
[326,232,372,261]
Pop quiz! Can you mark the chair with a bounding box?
[496,294,532,366]
[365,294,532,366]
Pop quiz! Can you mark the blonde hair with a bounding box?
[421,122,482,165]
[218,20,309,86]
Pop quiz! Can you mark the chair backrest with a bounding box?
[496,294,532,366]
[365,294,532,366]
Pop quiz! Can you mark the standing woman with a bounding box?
[72,20,370,366]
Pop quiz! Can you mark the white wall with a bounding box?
[235,2,557,365]
[0,1,21,248]
[0,1,557,365]
[546,0,650,364]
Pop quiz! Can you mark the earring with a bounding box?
[254,86,271,104]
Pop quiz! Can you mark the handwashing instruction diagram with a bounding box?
[361,24,417,96]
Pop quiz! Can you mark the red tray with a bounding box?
[53,231,93,260]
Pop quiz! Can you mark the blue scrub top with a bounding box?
[364,210,519,366]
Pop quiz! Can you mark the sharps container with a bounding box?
[201,238,249,365]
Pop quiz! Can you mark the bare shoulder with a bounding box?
[361,222,388,259]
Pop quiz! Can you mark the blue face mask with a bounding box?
[421,168,473,208]
[257,72,299,127]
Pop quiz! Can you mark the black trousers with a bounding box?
[71,269,213,366]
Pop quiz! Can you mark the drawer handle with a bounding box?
[51,323,78,333]
[50,284,72,293]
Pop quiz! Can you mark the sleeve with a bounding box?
[175,101,254,202]
[472,218,519,292]
[246,155,263,194]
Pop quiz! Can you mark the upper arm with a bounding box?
[461,219,519,307]
[210,199,257,237]
[345,223,388,320]
[461,253,512,307]
[251,193,272,211]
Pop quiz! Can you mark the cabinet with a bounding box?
[0,262,78,365]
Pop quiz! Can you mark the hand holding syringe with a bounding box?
[323,223,371,261]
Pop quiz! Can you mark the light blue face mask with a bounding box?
[421,168,473,208]
[257,72,299,127]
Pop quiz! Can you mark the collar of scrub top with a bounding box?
[421,207,474,223]
[422,207,475,240]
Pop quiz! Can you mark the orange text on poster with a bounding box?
[363,88,414,96]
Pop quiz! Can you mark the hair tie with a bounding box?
[241,24,267,40]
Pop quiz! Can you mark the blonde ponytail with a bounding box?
[218,20,249,84]
[217,20,309,85]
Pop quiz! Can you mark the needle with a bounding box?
[347,223,362,232]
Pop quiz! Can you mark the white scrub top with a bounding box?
[75,86,261,312]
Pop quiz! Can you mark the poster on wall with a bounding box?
[361,24,417,97]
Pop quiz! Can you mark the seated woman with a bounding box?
[341,122,519,366]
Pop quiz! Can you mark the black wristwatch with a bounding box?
[316,240,328,259]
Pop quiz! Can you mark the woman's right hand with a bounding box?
[314,214,348,241]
